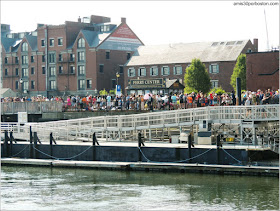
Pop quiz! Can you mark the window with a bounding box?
[119,65,124,74]
[150,66,158,76]
[23,81,29,91]
[41,39,45,47]
[49,67,56,76]
[31,56,34,63]
[138,67,146,77]
[15,81,19,90]
[5,57,8,64]
[70,54,75,61]
[99,64,104,73]
[59,66,63,74]
[42,66,46,74]
[31,67,35,75]
[78,51,85,62]
[15,68,19,76]
[127,52,131,60]
[31,81,35,89]
[106,51,110,59]
[58,54,63,62]
[49,80,56,90]
[209,64,219,74]
[78,79,85,90]
[211,80,219,89]
[49,38,54,47]
[21,42,28,52]
[161,66,170,76]
[22,68,28,77]
[15,57,19,64]
[112,79,116,89]
[128,68,135,77]
[78,65,85,76]
[174,66,182,75]
[100,25,110,32]
[77,38,85,48]
[87,79,92,88]
[22,55,28,65]
[5,69,8,76]
[70,66,75,74]
[42,55,45,62]
[49,53,56,63]
[58,38,63,46]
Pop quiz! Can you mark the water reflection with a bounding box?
[1,166,279,210]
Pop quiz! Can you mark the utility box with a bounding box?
[171,135,180,143]
[197,131,212,145]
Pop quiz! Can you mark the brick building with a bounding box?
[124,39,258,95]
[1,15,144,97]
[246,51,279,91]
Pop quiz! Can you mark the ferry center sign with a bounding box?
[128,78,166,89]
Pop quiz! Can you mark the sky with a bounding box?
[1,0,279,51]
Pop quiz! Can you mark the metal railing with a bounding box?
[12,104,276,142]
[1,101,63,114]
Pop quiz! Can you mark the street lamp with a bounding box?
[116,72,120,86]
[19,79,23,97]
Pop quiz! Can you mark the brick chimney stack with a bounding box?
[121,17,126,23]
[253,38,258,52]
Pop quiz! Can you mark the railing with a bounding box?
[16,105,277,142]
[1,102,63,114]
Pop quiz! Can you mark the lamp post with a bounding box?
[19,79,23,98]
[116,72,120,86]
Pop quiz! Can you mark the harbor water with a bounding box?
[1,166,279,210]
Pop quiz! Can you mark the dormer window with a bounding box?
[100,25,110,32]
[77,38,85,48]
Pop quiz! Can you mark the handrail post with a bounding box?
[33,132,38,159]
[29,126,33,158]
[4,130,9,157]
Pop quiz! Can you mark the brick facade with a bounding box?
[1,15,143,97]
[246,51,279,91]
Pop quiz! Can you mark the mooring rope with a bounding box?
[9,145,29,157]
[32,145,93,160]
[221,148,242,164]
[138,147,213,163]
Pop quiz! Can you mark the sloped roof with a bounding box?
[25,34,38,51]
[81,30,111,48]
[1,37,19,52]
[127,40,251,66]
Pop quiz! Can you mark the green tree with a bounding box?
[184,58,211,94]
[230,54,246,92]
[99,89,108,96]
[208,86,226,95]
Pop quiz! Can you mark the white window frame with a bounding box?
[22,68,28,77]
[49,53,56,63]
[22,55,28,65]
[162,66,170,76]
[211,80,219,89]
[21,42,28,52]
[50,80,56,90]
[41,39,45,47]
[150,66,158,76]
[23,81,29,91]
[78,79,85,90]
[128,68,136,77]
[59,66,63,74]
[49,67,56,77]
[78,65,85,76]
[78,51,85,62]
[70,65,75,74]
[31,81,35,89]
[209,64,219,74]
[174,66,182,75]
[87,79,92,89]
[58,37,63,46]
[138,67,146,77]
[49,38,54,47]
[78,38,85,48]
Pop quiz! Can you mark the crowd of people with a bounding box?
[1,89,279,112]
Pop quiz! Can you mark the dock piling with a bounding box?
[29,126,33,158]
[4,130,9,157]
[188,134,192,163]
[33,132,38,159]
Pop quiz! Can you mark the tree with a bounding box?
[99,89,108,96]
[184,58,211,94]
[230,54,246,92]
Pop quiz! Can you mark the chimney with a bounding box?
[253,38,258,52]
[121,17,126,24]
[78,16,81,23]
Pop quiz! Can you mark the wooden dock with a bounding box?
[1,158,279,177]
